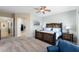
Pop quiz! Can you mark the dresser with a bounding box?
[63,33,73,42]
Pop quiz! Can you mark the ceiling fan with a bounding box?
[34,6,51,14]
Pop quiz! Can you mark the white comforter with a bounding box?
[55,31,62,40]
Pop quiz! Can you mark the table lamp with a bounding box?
[65,26,71,33]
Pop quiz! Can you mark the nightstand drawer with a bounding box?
[63,33,73,42]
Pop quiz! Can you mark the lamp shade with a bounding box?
[65,26,71,30]
[42,24,46,28]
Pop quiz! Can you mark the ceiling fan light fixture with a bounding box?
[40,10,44,12]
[35,6,51,14]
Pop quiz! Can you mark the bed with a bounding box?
[35,23,62,45]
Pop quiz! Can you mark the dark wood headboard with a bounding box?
[46,23,62,32]
[46,23,62,28]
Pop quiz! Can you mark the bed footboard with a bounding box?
[35,30,56,45]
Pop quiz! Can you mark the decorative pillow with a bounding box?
[44,28,52,31]
[53,28,61,32]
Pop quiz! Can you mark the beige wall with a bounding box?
[0,12,12,17]
[25,15,30,37]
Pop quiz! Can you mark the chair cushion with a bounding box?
[47,46,59,52]
[58,39,79,52]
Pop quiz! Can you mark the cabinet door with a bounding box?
[63,33,73,41]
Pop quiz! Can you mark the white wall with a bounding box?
[30,13,43,37]
[42,10,76,38]
[16,18,22,37]
[77,13,79,39]
[76,9,79,44]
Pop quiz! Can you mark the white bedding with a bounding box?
[55,31,62,40]
[40,31,54,34]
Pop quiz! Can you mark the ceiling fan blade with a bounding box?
[48,10,51,12]
[42,11,45,14]
[42,6,46,9]
[40,6,46,10]
[45,9,51,12]
[36,11,40,13]
[34,8,40,10]
[34,6,51,14]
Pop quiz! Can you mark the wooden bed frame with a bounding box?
[35,23,62,45]
[46,23,62,32]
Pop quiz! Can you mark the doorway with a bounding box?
[0,21,9,38]
[0,17,13,39]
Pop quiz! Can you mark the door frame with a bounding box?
[0,22,1,40]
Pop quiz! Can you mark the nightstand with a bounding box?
[63,33,73,42]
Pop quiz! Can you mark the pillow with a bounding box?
[53,28,61,32]
[44,28,52,31]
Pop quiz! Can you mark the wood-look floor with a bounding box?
[0,37,51,52]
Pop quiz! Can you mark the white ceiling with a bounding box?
[0,6,78,14]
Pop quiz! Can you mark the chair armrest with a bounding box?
[47,46,59,52]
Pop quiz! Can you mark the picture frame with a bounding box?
[33,21,40,26]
